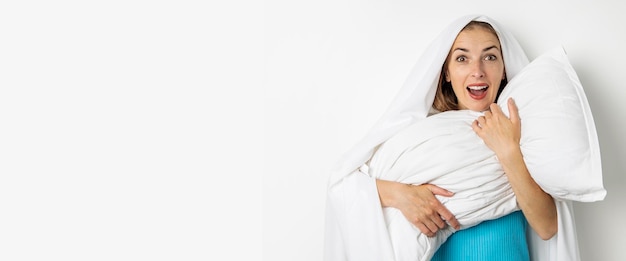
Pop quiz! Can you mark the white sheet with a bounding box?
[368,110,518,260]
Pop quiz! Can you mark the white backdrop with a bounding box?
[265,0,626,260]
[1,1,263,260]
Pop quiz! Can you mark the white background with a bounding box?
[1,1,262,260]
[265,0,625,261]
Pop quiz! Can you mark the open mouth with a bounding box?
[467,85,488,99]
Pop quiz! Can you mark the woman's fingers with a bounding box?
[438,207,460,230]
[489,103,502,116]
[427,184,455,197]
[415,223,435,237]
[507,98,520,126]
[412,213,444,237]
[426,184,460,229]
[413,207,459,236]
[426,219,443,234]
[483,110,492,119]
[400,184,461,236]
[473,101,522,160]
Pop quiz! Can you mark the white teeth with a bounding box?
[467,85,488,90]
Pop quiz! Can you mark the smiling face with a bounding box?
[444,26,505,111]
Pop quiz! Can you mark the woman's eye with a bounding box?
[455,56,466,62]
[485,55,497,61]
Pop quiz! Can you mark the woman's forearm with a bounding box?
[497,146,557,240]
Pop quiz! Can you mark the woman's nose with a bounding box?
[471,62,485,78]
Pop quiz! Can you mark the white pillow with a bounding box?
[497,46,606,202]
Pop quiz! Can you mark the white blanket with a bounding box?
[367,110,517,260]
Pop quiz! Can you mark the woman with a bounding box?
[325,15,582,261]
[373,20,551,261]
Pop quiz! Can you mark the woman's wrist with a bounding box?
[376,179,398,208]
[495,143,523,166]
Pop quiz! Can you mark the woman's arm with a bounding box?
[472,98,557,240]
[375,179,461,237]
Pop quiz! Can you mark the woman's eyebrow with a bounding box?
[483,45,499,52]
[452,45,499,53]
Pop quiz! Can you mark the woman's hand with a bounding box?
[376,179,460,237]
[472,98,521,159]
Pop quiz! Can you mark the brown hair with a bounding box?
[432,21,507,112]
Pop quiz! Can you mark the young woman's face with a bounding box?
[445,27,505,111]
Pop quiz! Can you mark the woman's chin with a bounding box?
[460,103,491,112]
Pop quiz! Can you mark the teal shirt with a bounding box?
[431,211,530,261]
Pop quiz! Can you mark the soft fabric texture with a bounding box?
[368,109,518,260]
[324,14,604,261]
[431,211,529,261]
[497,46,605,202]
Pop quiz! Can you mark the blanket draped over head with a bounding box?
[324,14,583,261]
